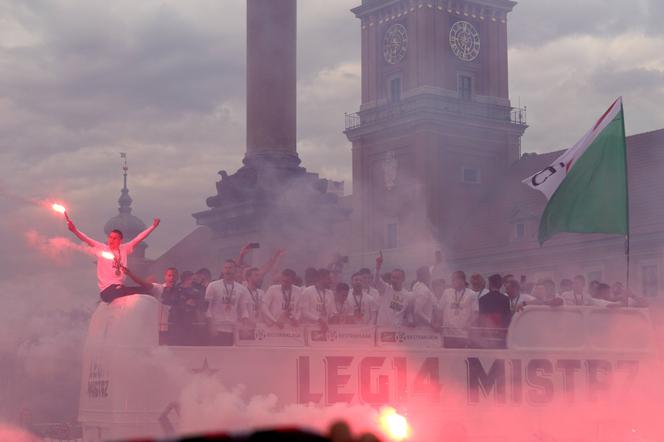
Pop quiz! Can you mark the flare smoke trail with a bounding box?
[24,230,97,262]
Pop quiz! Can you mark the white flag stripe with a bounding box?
[523,97,623,200]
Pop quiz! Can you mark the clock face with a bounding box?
[383,24,408,65]
[449,21,480,62]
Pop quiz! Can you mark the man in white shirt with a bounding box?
[359,268,381,300]
[470,273,489,298]
[328,283,353,324]
[66,213,159,303]
[150,267,179,336]
[301,268,334,331]
[374,252,413,327]
[262,269,302,328]
[122,266,178,338]
[242,267,265,327]
[349,272,378,324]
[561,275,596,306]
[411,267,435,328]
[440,271,478,348]
[205,259,251,345]
[505,279,535,318]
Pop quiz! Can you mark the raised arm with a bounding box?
[259,249,285,279]
[127,218,160,249]
[120,265,154,291]
[65,213,102,248]
[236,243,253,269]
[374,251,387,294]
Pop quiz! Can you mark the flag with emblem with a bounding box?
[523,97,628,244]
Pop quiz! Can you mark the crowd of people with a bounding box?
[62,216,648,349]
[122,244,649,348]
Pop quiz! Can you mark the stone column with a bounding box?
[246,0,299,166]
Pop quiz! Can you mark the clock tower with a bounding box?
[345,0,527,267]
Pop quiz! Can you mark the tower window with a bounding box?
[389,77,401,102]
[462,167,480,183]
[515,223,525,239]
[385,222,399,249]
[459,75,472,100]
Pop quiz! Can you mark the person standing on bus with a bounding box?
[301,269,334,331]
[478,274,511,329]
[242,267,265,326]
[262,269,302,328]
[349,272,378,325]
[411,266,435,327]
[205,259,250,345]
[440,271,478,348]
[374,252,413,327]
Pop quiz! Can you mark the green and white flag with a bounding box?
[523,97,628,244]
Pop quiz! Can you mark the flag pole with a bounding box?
[621,99,631,295]
[625,235,630,288]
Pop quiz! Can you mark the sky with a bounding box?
[0,0,663,425]
[1,0,663,264]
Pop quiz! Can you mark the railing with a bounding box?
[159,323,508,349]
[511,106,527,125]
[345,100,528,131]
[345,112,361,130]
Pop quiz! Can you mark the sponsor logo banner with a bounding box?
[307,326,375,347]
[236,324,305,347]
[376,327,442,348]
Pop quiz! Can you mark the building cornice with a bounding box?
[352,0,516,29]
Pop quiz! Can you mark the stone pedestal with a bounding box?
[192,0,349,269]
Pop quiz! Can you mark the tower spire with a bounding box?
[118,152,132,214]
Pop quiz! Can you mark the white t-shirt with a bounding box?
[301,285,334,323]
[205,279,250,332]
[262,284,303,325]
[507,293,536,314]
[348,288,378,324]
[243,286,266,324]
[327,295,353,323]
[77,226,155,291]
[475,288,489,298]
[440,287,478,338]
[411,281,435,327]
[376,286,413,327]
[561,290,598,306]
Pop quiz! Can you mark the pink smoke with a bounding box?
[24,230,95,263]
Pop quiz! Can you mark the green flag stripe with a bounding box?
[538,108,628,244]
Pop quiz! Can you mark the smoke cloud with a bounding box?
[24,229,97,263]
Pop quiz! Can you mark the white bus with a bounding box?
[78,295,660,441]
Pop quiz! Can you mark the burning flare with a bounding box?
[51,203,66,214]
[100,251,115,260]
[378,407,411,441]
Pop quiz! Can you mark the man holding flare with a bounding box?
[56,203,160,303]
